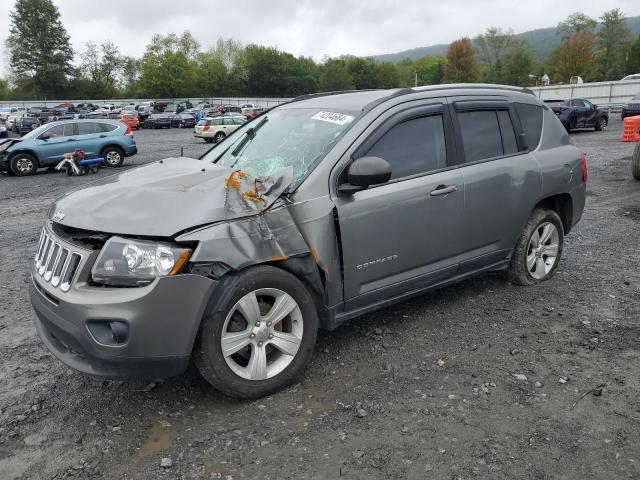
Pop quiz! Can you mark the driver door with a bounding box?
[334,101,465,311]
[35,123,78,165]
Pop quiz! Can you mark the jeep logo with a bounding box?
[53,211,65,221]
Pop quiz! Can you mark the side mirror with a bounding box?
[339,156,391,193]
[592,104,598,110]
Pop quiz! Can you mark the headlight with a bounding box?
[92,236,192,286]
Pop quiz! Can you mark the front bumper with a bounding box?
[30,235,217,379]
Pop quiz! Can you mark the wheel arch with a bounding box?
[100,143,125,155]
[8,148,40,162]
[533,193,573,234]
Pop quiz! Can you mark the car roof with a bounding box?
[47,119,123,126]
[285,84,537,111]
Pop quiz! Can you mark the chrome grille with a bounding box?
[34,227,83,292]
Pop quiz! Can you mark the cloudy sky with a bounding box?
[1,0,639,71]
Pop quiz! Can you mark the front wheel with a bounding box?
[632,143,640,181]
[102,147,124,167]
[506,208,564,286]
[195,266,318,399]
[10,153,38,176]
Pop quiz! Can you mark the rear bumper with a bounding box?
[125,144,138,156]
[30,270,217,380]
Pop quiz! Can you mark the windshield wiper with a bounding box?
[230,116,269,158]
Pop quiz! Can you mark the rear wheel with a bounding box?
[10,153,38,176]
[595,116,607,131]
[195,266,318,399]
[102,146,124,167]
[506,208,564,286]
[214,131,226,143]
[632,143,640,181]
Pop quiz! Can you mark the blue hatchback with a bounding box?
[0,119,138,176]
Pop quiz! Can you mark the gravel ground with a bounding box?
[0,121,639,480]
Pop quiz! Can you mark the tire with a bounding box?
[506,208,564,286]
[195,265,318,399]
[204,138,214,143]
[595,116,607,131]
[102,146,124,168]
[214,131,226,143]
[632,143,640,181]
[10,153,38,176]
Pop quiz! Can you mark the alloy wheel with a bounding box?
[526,222,559,279]
[220,288,303,381]
[15,157,34,174]
[105,151,122,166]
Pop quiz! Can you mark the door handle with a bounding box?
[430,185,458,196]
[99,135,107,138]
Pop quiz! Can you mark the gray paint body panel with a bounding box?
[31,85,585,378]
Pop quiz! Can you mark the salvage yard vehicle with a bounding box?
[143,113,172,129]
[546,98,608,131]
[621,94,640,119]
[0,119,137,175]
[170,113,197,128]
[29,85,586,399]
[120,112,141,130]
[194,116,245,142]
[13,115,38,135]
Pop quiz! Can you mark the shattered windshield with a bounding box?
[202,107,358,185]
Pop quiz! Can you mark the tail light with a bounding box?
[580,149,588,183]
[124,125,133,136]
[203,125,210,131]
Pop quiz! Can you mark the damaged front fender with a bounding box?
[177,202,311,274]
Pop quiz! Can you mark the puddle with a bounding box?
[132,421,174,462]
[620,205,640,220]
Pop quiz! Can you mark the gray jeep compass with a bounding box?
[30,85,586,398]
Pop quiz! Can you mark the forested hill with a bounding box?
[370,15,640,62]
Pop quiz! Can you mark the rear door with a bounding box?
[334,99,466,310]
[76,122,103,157]
[570,99,587,127]
[450,98,542,270]
[34,123,77,165]
[581,100,598,127]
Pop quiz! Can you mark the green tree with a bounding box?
[6,0,74,98]
[121,57,142,97]
[627,36,640,74]
[0,78,9,100]
[500,43,535,86]
[211,38,244,71]
[196,51,228,96]
[139,32,199,97]
[373,62,400,88]
[443,37,479,83]
[413,55,446,85]
[597,9,633,80]
[557,12,597,40]
[80,42,125,98]
[475,27,515,83]
[343,56,377,89]
[318,58,354,91]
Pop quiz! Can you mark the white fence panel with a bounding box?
[530,80,640,108]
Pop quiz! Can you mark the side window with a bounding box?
[365,115,447,180]
[583,100,594,109]
[572,99,585,108]
[457,110,504,162]
[223,118,234,126]
[44,124,68,138]
[233,117,245,125]
[213,118,223,126]
[77,122,101,135]
[99,123,118,133]
[497,110,518,155]
[514,103,543,150]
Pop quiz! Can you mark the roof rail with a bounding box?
[290,89,381,103]
[412,83,535,95]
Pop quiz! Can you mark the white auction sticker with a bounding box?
[311,111,354,125]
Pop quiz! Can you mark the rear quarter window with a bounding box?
[514,103,543,150]
[99,123,118,133]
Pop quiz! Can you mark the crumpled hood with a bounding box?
[51,157,293,237]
